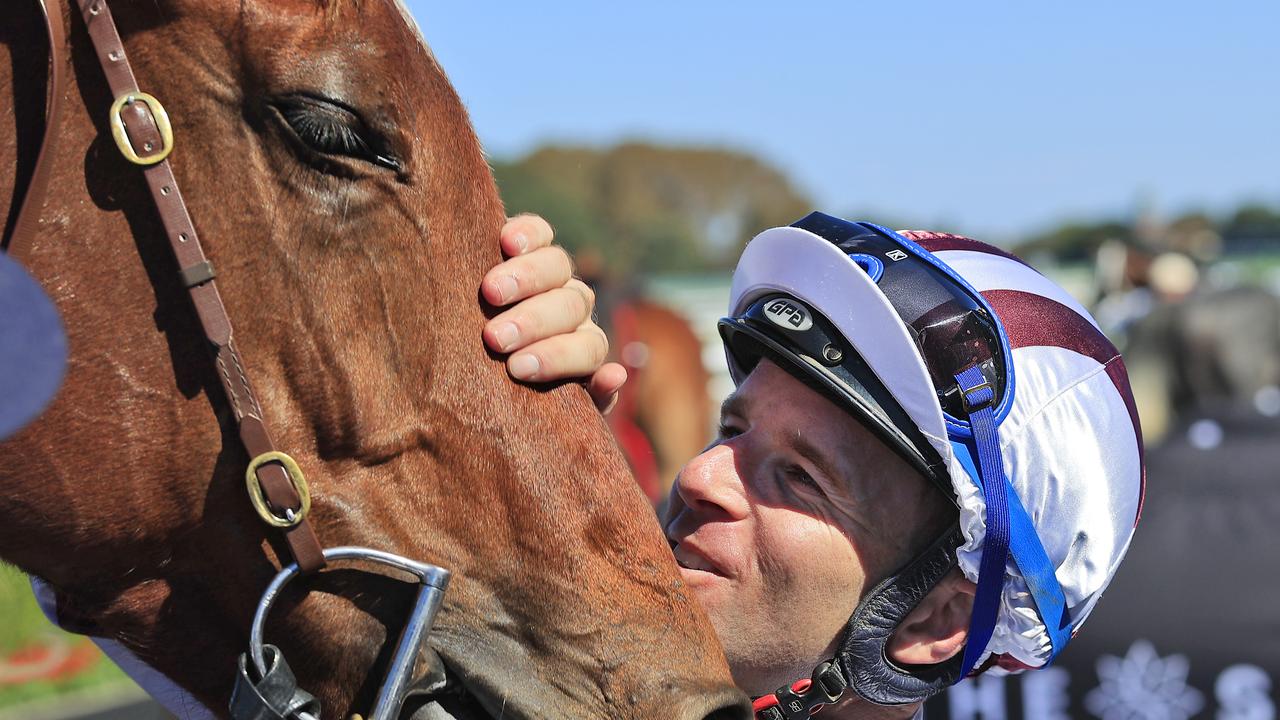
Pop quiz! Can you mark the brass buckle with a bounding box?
[960,380,995,413]
[108,91,174,165]
[245,451,311,528]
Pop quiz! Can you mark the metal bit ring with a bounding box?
[248,547,451,720]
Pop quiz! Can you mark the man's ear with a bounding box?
[886,566,976,665]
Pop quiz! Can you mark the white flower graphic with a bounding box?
[1085,639,1205,719]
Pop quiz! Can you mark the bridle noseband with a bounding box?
[6,2,453,718]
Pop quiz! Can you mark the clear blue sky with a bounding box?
[408,2,1278,241]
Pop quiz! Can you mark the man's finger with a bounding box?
[588,363,628,414]
[500,214,555,258]
[506,327,610,382]
[481,246,574,307]
[565,278,595,317]
[484,285,593,353]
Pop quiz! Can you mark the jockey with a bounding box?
[485,212,1146,719]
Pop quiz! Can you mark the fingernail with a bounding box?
[514,233,529,253]
[601,393,620,416]
[496,275,518,304]
[495,322,519,351]
[509,353,540,380]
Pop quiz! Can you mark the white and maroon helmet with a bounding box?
[720,213,1145,712]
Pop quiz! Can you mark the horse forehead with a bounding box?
[326,0,432,46]
[250,0,431,50]
[240,0,443,112]
[379,0,444,76]
[311,0,443,79]
[386,0,427,41]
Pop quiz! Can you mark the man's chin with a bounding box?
[679,566,735,626]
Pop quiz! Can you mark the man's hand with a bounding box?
[481,214,627,413]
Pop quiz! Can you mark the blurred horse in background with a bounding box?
[1095,244,1280,443]
[0,1,746,718]
[607,298,712,503]
[1123,284,1280,443]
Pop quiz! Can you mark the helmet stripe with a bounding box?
[900,231,1036,270]
[986,289,1146,524]
[935,250,1101,332]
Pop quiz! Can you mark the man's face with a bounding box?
[662,359,950,694]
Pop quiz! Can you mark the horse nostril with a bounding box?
[682,687,752,720]
[702,704,750,720]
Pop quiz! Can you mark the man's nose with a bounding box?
[673,443,750,521]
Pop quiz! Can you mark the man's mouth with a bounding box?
[671,542,725,578]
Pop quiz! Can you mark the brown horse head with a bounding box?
[0,1,746,717]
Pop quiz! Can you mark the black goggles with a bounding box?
[789,212,1010,422]
[719,294,952,492]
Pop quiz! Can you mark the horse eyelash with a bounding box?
[274,96,402,172]
[282,107,368,156]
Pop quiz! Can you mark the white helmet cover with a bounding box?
[726,221,1145,675]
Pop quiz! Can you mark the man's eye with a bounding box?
[717,422,742,439]
[785,465,822,492]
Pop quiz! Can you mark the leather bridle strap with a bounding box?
[6,0,326,572]
[74,0,326,572]
[5,0,67,260]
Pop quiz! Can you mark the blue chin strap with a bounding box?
[952,365,1073,677]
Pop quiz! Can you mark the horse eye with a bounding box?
[271,94,401,172]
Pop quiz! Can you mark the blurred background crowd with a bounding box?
[2,2,1275,718]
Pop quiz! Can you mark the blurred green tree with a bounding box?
[1223,203,1280,241]
[1014,219,1133,262]
[494,143,811,276]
